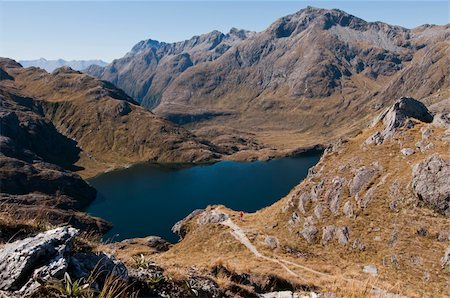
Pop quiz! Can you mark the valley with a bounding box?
[0,5,449,298]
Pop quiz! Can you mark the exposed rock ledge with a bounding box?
[365,96,434,145]
[0,227,126,297]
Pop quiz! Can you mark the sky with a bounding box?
[0,1,448,62]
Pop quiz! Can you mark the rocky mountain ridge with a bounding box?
[86,7,449,152]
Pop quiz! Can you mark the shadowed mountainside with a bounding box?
[0,58,220,178]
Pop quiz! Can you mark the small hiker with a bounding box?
[239,211,244,221]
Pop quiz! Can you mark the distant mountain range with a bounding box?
[86,6,449,150]
[19,58,107,72]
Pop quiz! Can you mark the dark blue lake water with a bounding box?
[87,154,321,243]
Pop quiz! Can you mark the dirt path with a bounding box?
[220,218,302,279]
[219,216,372,286]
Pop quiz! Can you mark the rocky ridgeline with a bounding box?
[280,96,449,281]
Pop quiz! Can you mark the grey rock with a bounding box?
[421,127,433,139]
[358,185,377,209]
[343,201,354,217]
[441,246,450,271]
[365,97,433,145]
[363,264,378,276]
[264,236,279,249]
[145,236,172,252]
[288,211,300,227]
[298,192,311,214]
[433,112,450,128]
[303,215,316,227]
[410,255,423,266]
[325,177,346,214]
[322,225,335,245]
[301,226,319,244]
[314,203,323,220]
[412,155,450,217]
[258,291,299,298]
[349,166,376,196]
[400,148,415,156]
[310,180,324,200]
[416,139,434,153]
[198,210,229,224]
[0,227,78,293]
[437,230,450,242]
[172,209,204,239]
[389,200,399,212]
[389,228,398,247]
[336,226,350,246]
[351,239,366,251]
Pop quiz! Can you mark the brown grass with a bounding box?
[145,121,450,297]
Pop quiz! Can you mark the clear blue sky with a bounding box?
[0,1,448,62]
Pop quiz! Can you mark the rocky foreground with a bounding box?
[0,97,448,297]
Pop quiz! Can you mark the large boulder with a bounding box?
[412,155,450,217]
[349,166,377,196]
[0,227,129,297]
[366,97,433,144]
[0,227,78,294]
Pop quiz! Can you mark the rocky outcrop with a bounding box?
[172,209,204,239]
[301,226,319,244]
[365,97,433,144]
[198,210,230,224]
[366,97,434,144]
[412,155,450,217]
[442,247,450,272]
[0,227,78,295]
[0,227,127,297]
[349,166,377,196]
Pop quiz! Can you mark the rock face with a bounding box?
[412,155,450,217]
[366,97,434,144]
[0,227,78,294]
[0,227,127,297]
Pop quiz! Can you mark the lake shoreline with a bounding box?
[86,153,322,242]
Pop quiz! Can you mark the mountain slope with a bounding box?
[19,58,107,72]
[0,59,219,178]
[133,98,450,297]
[87,7,449,151]
[0,84,111,234]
